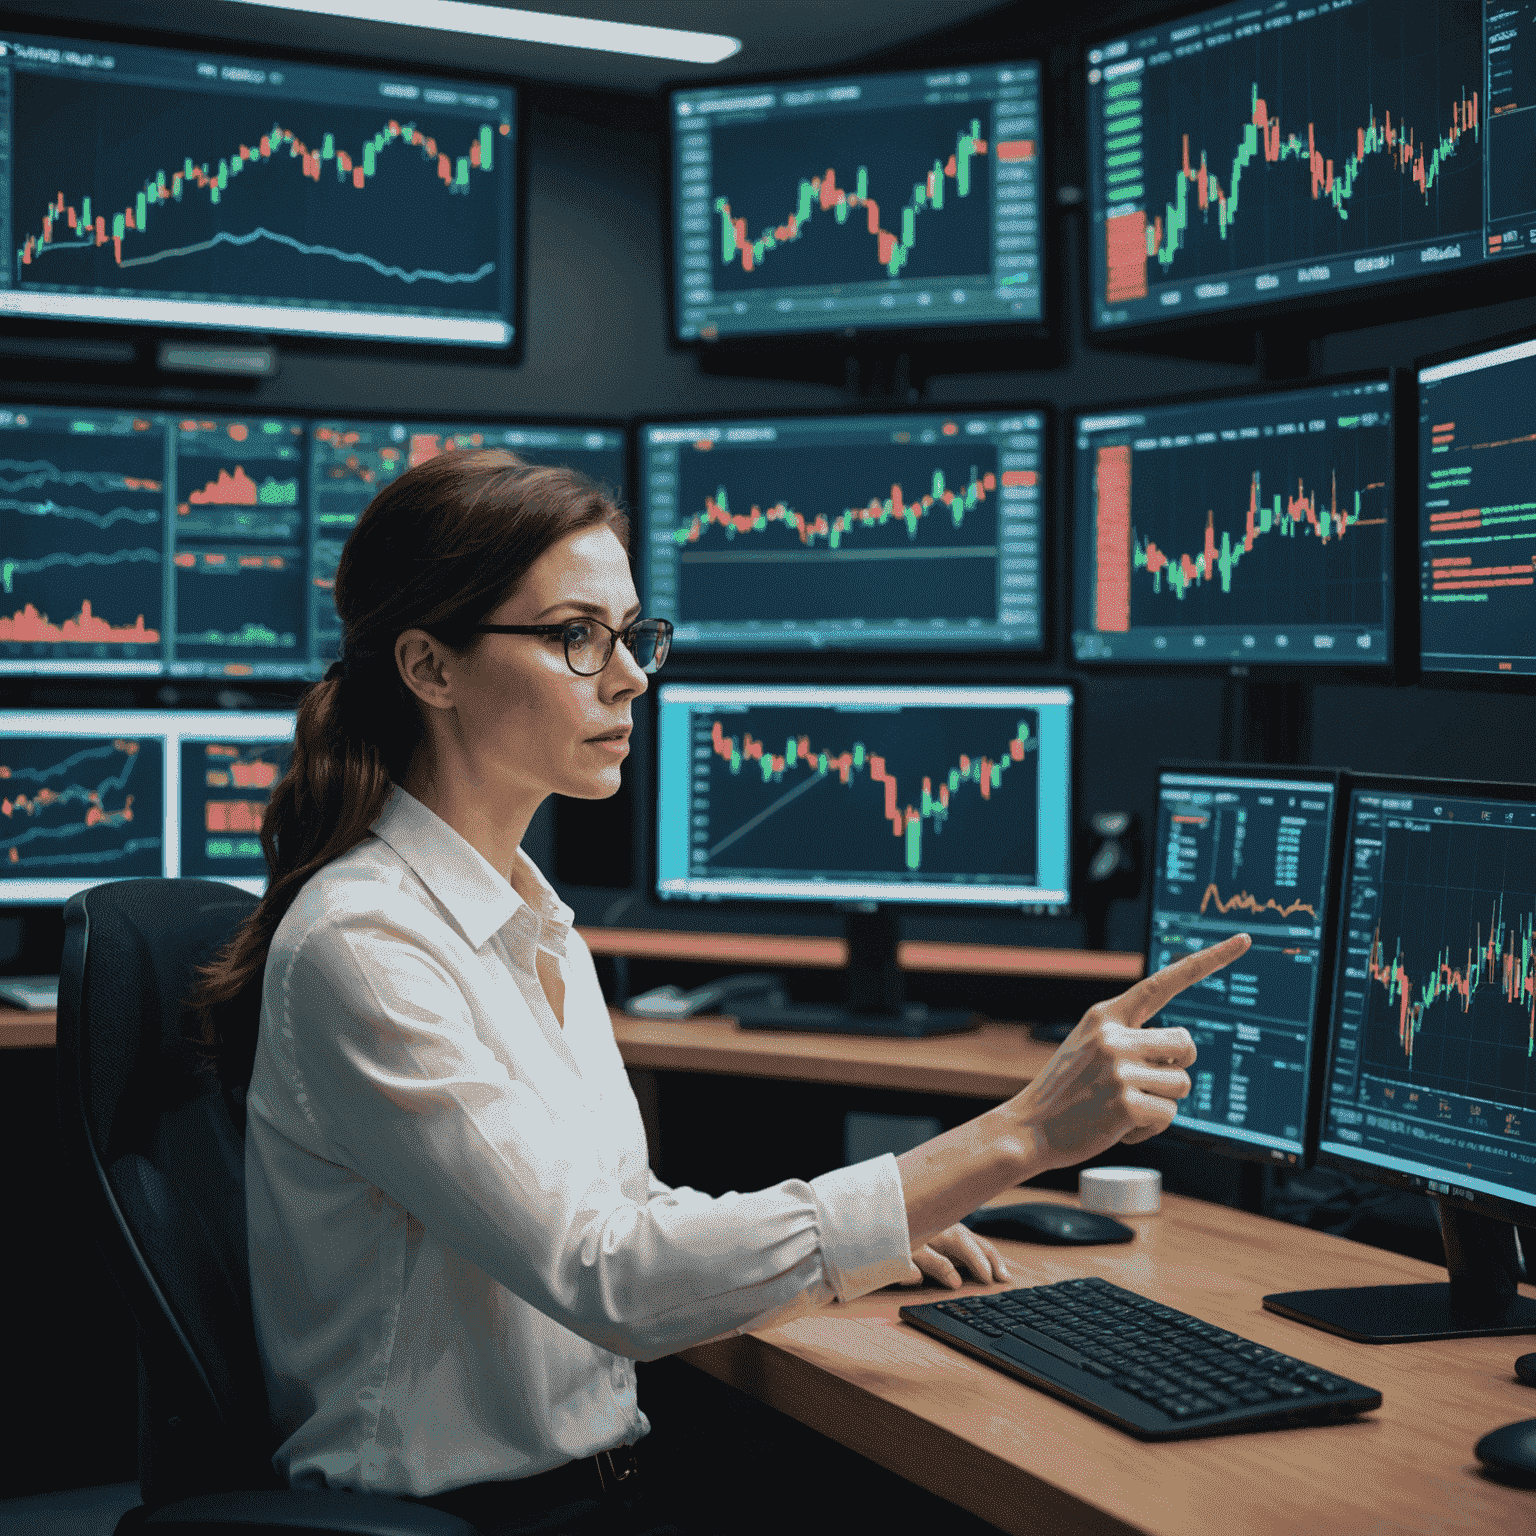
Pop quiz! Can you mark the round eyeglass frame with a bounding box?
[472,616,673,676]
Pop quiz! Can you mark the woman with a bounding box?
[195,449,1247,1536]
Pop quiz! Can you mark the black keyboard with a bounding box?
[899,1276,1381,1440]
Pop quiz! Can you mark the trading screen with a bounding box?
[1087,0,1520,333]
[0,405,624,679]
[1071,378,1392,665]
[0,33,515,345]
[0,709,292,901]
[654,683,1072,910]
[641,411,1044,652]
[1320,782,1536,1214]
[671,63,1042,341]
[1147,770,1338,1163]
[1418,335,1536,676]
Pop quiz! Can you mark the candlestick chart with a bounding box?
[179,736,292,877]
[171,417,308,674]
[691,704,1040,884]
[0,735,162,877]
[0,415,167,660]
[1353,805,1536,1115]
[1092,0,1484,324]
[7,64,511,328]
[670,439,1005,627]
[706,102,998,289]
[1419,345,1536,675]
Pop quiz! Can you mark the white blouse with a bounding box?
[245,785,914,1497]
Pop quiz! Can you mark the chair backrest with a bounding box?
[55,878,274,1508]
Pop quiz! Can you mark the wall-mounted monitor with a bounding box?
[1417,333,1536,678]
[0,403,623,679]
[1070,376,1393,667]
[0,31,516,346]
[654,682,1072,912]
[640,408,1045,653]
[1086,1,1509,337]
[1146,766,1343,1168]
[0,709,293,901]
[669,62,1043,345]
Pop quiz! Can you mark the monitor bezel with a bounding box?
[0,391,628,691]
[647,677,1077,920]
[1316,770,1536,1227]
[1079,0,1534,352]
[659,53,1055,366]
[634,399,1054,662]
[1067,367,1402,676]
[0,15,527,365]
[1145,759,1346,1171]
[1412,324,1536,694]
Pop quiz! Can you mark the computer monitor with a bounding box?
[1070,376,1394,667]
[0,709,293,901]
[0,402,624,678]
[307,418,626,667]
[640,409,1045,653]
[1417,333,1536,678]
[1146,766,1343,1169]
[0,29,516,347]
[1086,1,1496,338]
[654,682,1071,1036]
[669,62,1043,345]
[1264,774,1536,1341]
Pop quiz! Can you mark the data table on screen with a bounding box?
[0,34,515,345]
[1086,1,1520,334]
[1418,337,1536,677]
[1322,787,1536,1208]
[1072,379,1392,666]
[642,412,1043,652]
[1148,771,1338,1162]
[672,63,1042,342]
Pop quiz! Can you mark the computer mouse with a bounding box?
[1516,1353,1536,1388]
[962,1202,1135,1246]
[1475,1418,1536,1485]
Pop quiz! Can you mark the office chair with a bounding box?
[56,878,478,1536]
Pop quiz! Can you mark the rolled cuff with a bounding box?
[809,1153,913,1302]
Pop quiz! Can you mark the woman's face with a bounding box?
[419,523,647,805]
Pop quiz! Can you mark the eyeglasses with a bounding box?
[472,616,673,676]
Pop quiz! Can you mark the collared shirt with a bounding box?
[245,786,913,1498]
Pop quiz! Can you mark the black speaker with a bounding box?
[1077,810,1142,951]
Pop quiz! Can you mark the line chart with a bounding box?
[1200,882,1319,921]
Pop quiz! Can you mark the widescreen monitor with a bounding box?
[1146,766,1342,1167]
[640,410,1045,653]
[1071,377,1393,666]
[654,682,1072,912]
[1418,334,1536,677]
[0,709,293,901]
[1086,1,1519,336]
[0,403,624,678]
[669,62,1043,344]
[0,31,516,346]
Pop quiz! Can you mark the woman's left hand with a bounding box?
[900,1222,1012,1288]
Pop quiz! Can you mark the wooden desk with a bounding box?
[0,1005,54,1049]
[611,1012,1055,1098]
[679,1191,1536,1536]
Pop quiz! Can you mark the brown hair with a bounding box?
[191,448,627,1090]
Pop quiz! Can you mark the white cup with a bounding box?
[1080,1166,1162,1215]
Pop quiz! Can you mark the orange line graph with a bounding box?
[1199,882,1318,920]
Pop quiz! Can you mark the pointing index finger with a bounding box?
[1119,933,1251,1027]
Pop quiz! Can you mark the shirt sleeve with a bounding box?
[280,902,915,1362]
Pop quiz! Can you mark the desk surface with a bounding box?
[680,1190,1536,1536]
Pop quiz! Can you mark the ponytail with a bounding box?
[189,448,626,1090]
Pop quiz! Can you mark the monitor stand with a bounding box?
[1262,1200,1536,1343]
[732,910,978,1039]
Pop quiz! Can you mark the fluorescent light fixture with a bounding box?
[219,0,742,63]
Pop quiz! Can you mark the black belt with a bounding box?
[415,1445,643,1526]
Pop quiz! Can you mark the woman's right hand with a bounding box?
[1006,933,1251,1173]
